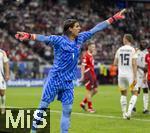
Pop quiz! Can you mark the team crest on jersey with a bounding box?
[76,45,81,49]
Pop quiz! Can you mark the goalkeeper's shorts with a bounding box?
[41,77,74,105]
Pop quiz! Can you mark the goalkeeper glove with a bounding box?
[15,32,35,41]
[107,9,126,24]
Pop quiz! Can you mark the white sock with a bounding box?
[127,95,137,116]
[120,95,127,114]
[143,93,149,111]
[0,95,6,108]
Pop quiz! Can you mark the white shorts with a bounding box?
[0,80,6,90]
[137,75,148,89]
[118,76,138,91]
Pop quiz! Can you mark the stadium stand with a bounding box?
[0,0,149,80]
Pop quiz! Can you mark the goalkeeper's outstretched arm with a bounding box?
[15,32,49,42]
[15,32,60,46]
[90,9,126,34]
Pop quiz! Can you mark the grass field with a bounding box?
[6,85,150,133]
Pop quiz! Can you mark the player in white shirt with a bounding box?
[136,40,149,114]
[114,34,138,119]
[0,49,10,114]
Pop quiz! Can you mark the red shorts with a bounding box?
[84,70,98,90]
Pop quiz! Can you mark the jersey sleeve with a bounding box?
[89,21,109,34]
[78,31,93,45]
[3,51,9,63]
[36,35,62,47]
[78,21,109,46]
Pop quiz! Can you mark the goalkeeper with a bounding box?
[15,9,126,133]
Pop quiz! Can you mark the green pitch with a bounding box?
[6,85,150,133]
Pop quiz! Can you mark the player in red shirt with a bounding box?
[80,42,98,113]
[145,46,150,88]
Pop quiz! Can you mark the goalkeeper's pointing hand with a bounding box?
[107,9,126,24]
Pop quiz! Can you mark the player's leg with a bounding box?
[61,104,72,133]
[142,83,149,114]
[80,73,96,113]
[91,78,98,97]
[131,89,139,113]
[0,90,6,114]
[87,90,95,113]
[126,79,138,119]
[118,77,128,119]
[132,76,142,113]
[31,100,50,133]
[80,81,89,111]
[87,79,98,113]
[31,79,57,133]
[126,90,138,118]
[86,75,97,113]
[80,86,94,112]
[80,72,90,111]
[91,87,98,97]
[80,79,91,111]
[142,87,149,113]
[120,90,127,118]
[80,92,88,111]
[58,87,74,133]
[132,87,141,113]
[0,81,7,114]
[83,81,95,112]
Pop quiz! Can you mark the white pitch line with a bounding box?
[6,106,150,122]
[51,110,150,122]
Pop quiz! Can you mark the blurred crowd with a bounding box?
[0,0,149,78]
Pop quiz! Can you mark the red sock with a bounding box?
[83,98,87,104]
[88,101,93,109]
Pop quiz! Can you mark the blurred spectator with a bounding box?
[109,64,117,84]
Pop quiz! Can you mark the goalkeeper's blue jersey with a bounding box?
[37,21,109,82]
[37,21,109,103]
[37,31,92,81]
